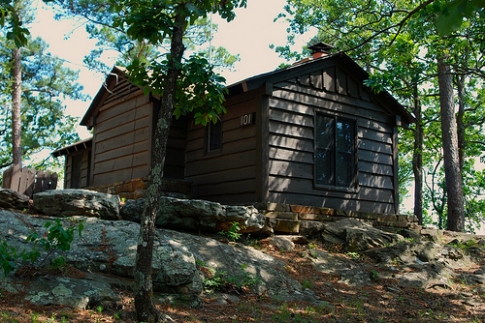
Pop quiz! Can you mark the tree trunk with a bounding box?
[437,57,465,232]
[12,47,22,172]
[133,9,186,323]
[412,83,423,225]
[455,72,466,171]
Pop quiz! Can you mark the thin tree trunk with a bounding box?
[412,82,423,225]
[133,9,186,323]
[12,47,22,171]
[437,57,465,232]
[455,72,466,171]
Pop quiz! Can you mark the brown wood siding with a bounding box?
[149,97,187,179]
[265,64,397,214]
[91,93,151,186]
[185,90,263,204]
[65,150,91,188]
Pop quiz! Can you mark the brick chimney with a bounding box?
[308,42,334,59]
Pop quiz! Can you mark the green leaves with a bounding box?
[435,0,485,36]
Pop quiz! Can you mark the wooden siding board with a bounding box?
[359,173,394,190]
[131,165,149,179]
[272,84,390,123]
[269,160,313,179]
[95,143,148,163]
[358,150,393,165]
[94,132,135,154]
[221,137,257,155]
[185,150,256,176]
[359,138,393,155]
[195,178,256,198]
[359,128,392,143]
[269,109,313,127]
[268,134,313,152]
[223,125,257,143]
[96,97,139,123]
[269,147,313,164]
[190,165,256,185]
[267,178,395,203]
[359,161,393,176]
[92,168,134,186]
[269,121,313,139]
[95,102,150,134]
[94,154,134,174]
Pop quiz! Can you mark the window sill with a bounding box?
[314,183,359,193]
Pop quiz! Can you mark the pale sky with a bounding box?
[30,0,314,139]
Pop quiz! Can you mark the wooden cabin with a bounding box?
[53,49,414,214]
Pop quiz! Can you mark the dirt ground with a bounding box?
[1,234,484,323]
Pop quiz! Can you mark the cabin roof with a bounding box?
[227,52,415,126]
[52,137,93,157]
[80,54,415,129]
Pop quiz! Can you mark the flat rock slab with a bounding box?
[0,188,30,210]
[33,189,120,219]
[2,273,125,310]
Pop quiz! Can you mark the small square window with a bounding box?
[206,120,222,153]
[315,113,357,188]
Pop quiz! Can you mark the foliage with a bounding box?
[0,1,86,171]
[0,240,17,275]
[218,221,244,241]
[0,218,84,276]
[202,263,263,294]
[48,0,240,76]
[435,0,485,35]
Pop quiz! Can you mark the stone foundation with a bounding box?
[253,202,420,235]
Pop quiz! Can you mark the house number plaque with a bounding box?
[240,113,254,126]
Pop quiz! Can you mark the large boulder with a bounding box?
[33,189,120,219]
[0,188,30,210]
[121,196,266,233]
[322,218,404,252]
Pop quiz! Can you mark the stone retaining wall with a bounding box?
[80,178,419,235]
[87,177,193,200]
[253,202,420,235]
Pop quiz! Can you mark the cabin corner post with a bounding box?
[256,84,271,203]
[393,122,400,214]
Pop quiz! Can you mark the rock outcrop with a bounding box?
[33,189,120,219]
[0,188,30,210]
[0,209,315,309]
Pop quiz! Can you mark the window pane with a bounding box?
[316,115,334,150]
[315,148,334,185]
[336,120,354,152]
[336,152,353,186]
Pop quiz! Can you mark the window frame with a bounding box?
[314,112,358,192]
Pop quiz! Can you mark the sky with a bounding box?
[30,0,314,140]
